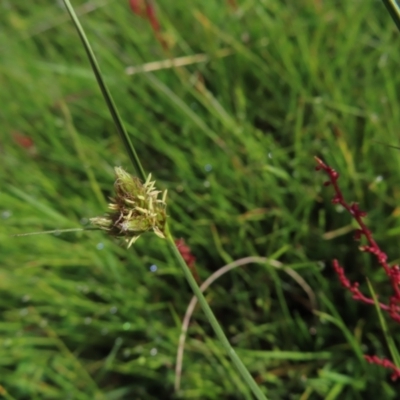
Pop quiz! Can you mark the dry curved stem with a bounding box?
[174,256,317,392]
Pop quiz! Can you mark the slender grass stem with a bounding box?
[165,225,268,400]
[62,0,146,181]
[381,0,400,32]
[12,228,84,237]
[62,1,267,397]
[11,227,99,237]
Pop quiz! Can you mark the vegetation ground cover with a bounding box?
[2,1,400,398]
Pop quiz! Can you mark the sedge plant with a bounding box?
[61,0,267,399]
[1,1,396,398]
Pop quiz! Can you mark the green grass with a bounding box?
[2,0,400,398]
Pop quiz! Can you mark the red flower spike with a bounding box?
[353,230,363,240]
[12,132,34,150]
[145,2,160,32]
[128,0,166,48]
[175,238,201,284]
[364,355,400,381]
[129,0,145,16]
[331,171,339,180]
[316,157,400,380]
[390,267,400,285]
[332,196,340,204]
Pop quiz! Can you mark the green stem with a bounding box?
[165,225,268,400]
[62,0,146,181]
[61,2,266,396]
[381,0,400,32]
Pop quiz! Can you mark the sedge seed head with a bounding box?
[90,167,167,246]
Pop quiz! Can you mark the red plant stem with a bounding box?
[128,0,167,49]
[175,239,201,284]
[364,355,400,381]
[315,157,400,321]
[145,0,160,33]
[315,156,400,379]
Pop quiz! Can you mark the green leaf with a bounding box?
[366,279,400,367]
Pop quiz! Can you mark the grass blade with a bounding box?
[165,227,268,400]
[366,279,400,367]
[381,0,400,32]
[61,0,146,181]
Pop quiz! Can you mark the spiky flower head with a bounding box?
[90,167,167,247]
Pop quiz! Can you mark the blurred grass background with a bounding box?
[2,0,400,398]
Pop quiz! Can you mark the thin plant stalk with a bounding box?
[165,227,267,400]
[381,0,400,32]
[62,1,267,398]
[62,0,145,181]
[174,255,316,391]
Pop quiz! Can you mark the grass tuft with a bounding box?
[2,0,400,398]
